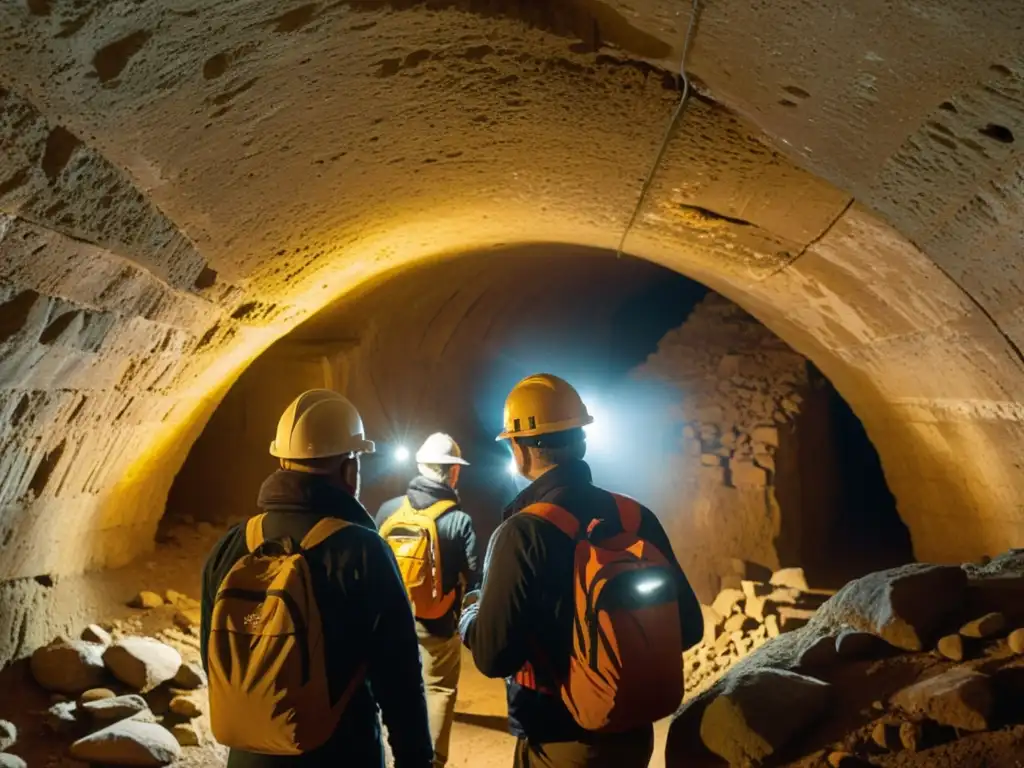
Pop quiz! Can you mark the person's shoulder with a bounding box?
[375,495,404,523]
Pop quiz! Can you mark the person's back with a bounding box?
[460,374,704,767]
[200,390,432,768]
[376,433,480,768]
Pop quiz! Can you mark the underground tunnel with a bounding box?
[166,245,912,600]
[3,0,1024,766]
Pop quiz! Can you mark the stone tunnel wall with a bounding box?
[633,293,902,602]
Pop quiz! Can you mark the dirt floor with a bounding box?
[2,519,1023,768]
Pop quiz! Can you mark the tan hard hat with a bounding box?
[270,389,375,459]
[496,373,593,441]
[415,433,470,465]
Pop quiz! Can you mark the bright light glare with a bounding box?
[583,398,607,448]
[635,577,664,595]
[507,458,519,477]
[393,445,410,463]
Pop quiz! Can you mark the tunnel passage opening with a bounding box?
[163,245,911,601]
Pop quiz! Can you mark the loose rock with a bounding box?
[70,720,182,767]
[171,723,200,747]
[698,669,832,765]
[81,624,113,646]
[770,567,809,591]
[31,639,108,694]
[819,564,968,651]
[82,694,150,723]
[103,638,182,693]
[129,592,164,609]
[144,686,174,716]
[79,688,117,705]
[892,667,993,731]
[164,590,199,610]
[712,589,745,617]
[172,661,207,690]
[827,752,872,768]
[0,720,16,752]
[172,609,201,631]
[0,754,27,768]
[724,613,757,634]
[1009,627,1024,654]
[899,721,924,752]
[169,696,201,719]
[937,634,965,662]
[960,611,1007,640]
[45,701,79,734]
[778,606,815,632]
[871,721,900,751]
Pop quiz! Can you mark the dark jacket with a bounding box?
[375,475,481,637]
[200,470,433,768]
[462,460,703,743]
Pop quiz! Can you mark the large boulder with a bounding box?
[30,639,108,694]
[70,720,182,767]
[103,638,181,693]
[892,667,993,731]
[817,564,967,651]
[697,669,832,766]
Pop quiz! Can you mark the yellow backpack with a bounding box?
[208,514,365,755]
[378,498,457,619]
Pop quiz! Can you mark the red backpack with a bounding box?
[519,494,685,733]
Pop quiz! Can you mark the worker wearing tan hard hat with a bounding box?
[460,373,704,768]
[200,389,433,768]
[377,432,480,768]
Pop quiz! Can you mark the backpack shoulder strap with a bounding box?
[300,518,351,550]
[421,498,457,521]
[245,514,267,552]
[610,493,643,535]
[520,502,581,539]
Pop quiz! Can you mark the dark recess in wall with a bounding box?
[780,363,912,587]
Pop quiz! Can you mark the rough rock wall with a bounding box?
[635,294,829,601]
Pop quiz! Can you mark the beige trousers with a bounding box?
[418,624,462,768]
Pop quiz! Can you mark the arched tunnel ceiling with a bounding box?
[1,1,1024,583]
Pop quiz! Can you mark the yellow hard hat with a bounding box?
[270,389,375,459]
[496,373,593,441]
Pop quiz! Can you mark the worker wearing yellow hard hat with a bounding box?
[376,432,480,768]
[200,390,433,768]
[460,374,704,768]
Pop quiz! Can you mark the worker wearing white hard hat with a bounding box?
[377,432,480,768]
[200,390,433,768]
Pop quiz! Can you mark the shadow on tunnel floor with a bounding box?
[452,712,512,733]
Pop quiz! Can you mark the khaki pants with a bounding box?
[417,624,462,768]
[513,727,654,768]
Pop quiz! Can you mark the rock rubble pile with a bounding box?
[19,589,208,767]
[669,551,1024,767]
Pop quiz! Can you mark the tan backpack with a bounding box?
[378,498,457,619]
[208,514,365,755]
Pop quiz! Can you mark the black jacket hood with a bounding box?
[256,469,376,530]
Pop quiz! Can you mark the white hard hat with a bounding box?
[270,389,375,460]
[415,433,469,466]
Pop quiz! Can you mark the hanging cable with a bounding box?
[615,0,703,259]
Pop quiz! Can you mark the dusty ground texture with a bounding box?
[4,526,1024,768]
